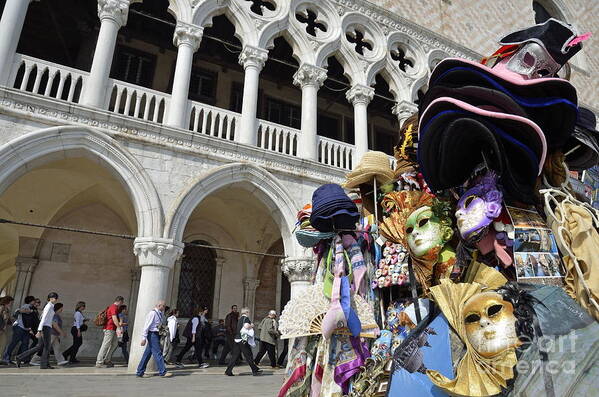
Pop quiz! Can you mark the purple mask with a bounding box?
[455,172,503,239]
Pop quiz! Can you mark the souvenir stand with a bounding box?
[278,18,598,397]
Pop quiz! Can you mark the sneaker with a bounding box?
[30,361,41,366]
[175,362,184,369]
[136,373,152,378]
[105,361,114,368]
[199,363,209,369]
[252,370,262,376]
[161,372,173,378]
[58,360,69,366]
[95,363,105,368]
[225,371,234,376]
[69,359,80,364]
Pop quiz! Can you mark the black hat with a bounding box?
[418,97,544,202]
[565,107,599,171]
[499,18,584,68]
[310,184,360,232]
[427,58,578,149]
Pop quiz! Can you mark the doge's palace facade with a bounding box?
[0,0,596,371]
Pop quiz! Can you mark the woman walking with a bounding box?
[63,301,86,364]
[50,303,68,366]
[163,308,179,364]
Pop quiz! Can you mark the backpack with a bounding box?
[94,307,109,327]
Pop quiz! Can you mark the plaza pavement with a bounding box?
[0,361,285,397]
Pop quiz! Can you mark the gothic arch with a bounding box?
[165,162,299,256]
[0,126,163,237]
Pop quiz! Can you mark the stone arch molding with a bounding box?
[165,162,299,257]
[0,126,164,237]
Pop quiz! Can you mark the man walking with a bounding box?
[218,305,239,365]
[96,296,124,368]
[2,296,35,365]
[254,310,279,368]
[175,307,209,369]
[16,292,58,369]
[136,300,172,378]
[225,307,261,376]
[211,319,226,360]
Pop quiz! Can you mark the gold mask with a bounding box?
[462,292,520,358]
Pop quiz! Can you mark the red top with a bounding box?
[104,304,119,331]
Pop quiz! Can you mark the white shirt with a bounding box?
[167,316,177,342]
[38,302,55,331]
[73,311,84,329]
[191,317,200,335]
[142,309,163,339]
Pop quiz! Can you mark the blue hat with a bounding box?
[310,184,359,232]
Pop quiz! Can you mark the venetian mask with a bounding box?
[405,206,453,257]
[455,172,503,240]
[462,291,519,358]
[502,42,561,79]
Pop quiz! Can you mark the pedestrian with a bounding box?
[211,319,226,360]
[63,301,87,364]
[16,292,59,369]
[202,319,213,360]
[49,303,68,366]
[254,310,279,368]
[175,307,209,369]
[96,296,124,368]
[27,298,41,352]
[160,305,170,360]
[1,296,35,365]
[277,339,288,368]
[136,300,173,378]
[0,296,14,357]
[118,304,129,363]
[163,308,179,364]
[224,307,261,376]
[218,305,239,365]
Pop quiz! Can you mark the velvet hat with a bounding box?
[427,57,577,149]
[310,184,360,232]
[419,97,545,202]
[565,107,599,171]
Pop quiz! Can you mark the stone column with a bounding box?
[11,257,38,306]
[212,257,226,319]
[346,84,375,163]
[392,100,418,129]
[0,0,37,86]
[281,257,314,299]
[166,22,203,129]
[81,0,130,108]
[242,278,260,316]
[237,45,268,146]
[127,237,183,373]
[128,267,141,329]
[293,64,327,161]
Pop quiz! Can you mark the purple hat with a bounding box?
[310,184,360,232]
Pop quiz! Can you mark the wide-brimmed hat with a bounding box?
[295,229,336,248]
[310,184,360,232]
[565,107,599,171]
[427,57,577,149]
[344,151,395,189]
[419,97,545,202]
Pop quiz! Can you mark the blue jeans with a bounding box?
[3,325,30,361]
[136,331,167,376]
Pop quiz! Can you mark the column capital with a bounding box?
[346,84,375,106]
[242,277,260,291]
[392,100,418,126]
[15,256,38,273]
[281,257,314,283]
[293,63,327,89]
[97,0,130,27]
[133,237,184,268]
[215,257,227,268]
[173,22,203,52]
[238,45,268,71]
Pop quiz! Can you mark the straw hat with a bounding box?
[344,151,395,189]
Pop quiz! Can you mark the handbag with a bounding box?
[323,245,353,299]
